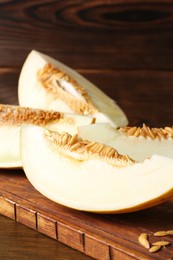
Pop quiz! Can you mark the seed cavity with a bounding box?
[120,124,173,140]
[37,63,98,115]
[45,130,135,166]
[0,104,61,126]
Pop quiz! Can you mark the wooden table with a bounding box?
[0,1,173,259]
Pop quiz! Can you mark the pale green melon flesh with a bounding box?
[0,126,21,168]
[18,50,128,128]
[47,113,94,136]
[20,125,173,213]
[78,123,173,162]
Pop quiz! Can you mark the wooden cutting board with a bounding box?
[0,169,172,260]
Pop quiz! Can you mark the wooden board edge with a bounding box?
[0,193,150,260]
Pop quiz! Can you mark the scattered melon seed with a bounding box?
[154,231,167,237]
[141,233,147,239]
[152,241,170,246]
[138,230,172,253]
[138,233,150,249]
[167,230,173,235]
[149,245,161,253]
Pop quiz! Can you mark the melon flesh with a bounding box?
[0,104,94,168]
[47,113,95,136]
[18,50,128,128]
[20,125,173,213]
[0,126,21,168]
[78,123,173,162]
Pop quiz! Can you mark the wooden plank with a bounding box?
[16,204,37,230]
[110,246,139,260]
[0,215,91,260]
[37,213,57,239]
[0,196,15,220]
[58,222,84,252]
[0,1,173,70]
[85,235,110,260]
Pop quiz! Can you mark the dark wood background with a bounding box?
[0,1,173,259]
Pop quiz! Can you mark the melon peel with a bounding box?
[20,124,173,213]
[18,50,128,128]
[0,104,94,168]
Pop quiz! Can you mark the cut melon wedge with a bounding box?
[18,50,128,128]
[20,125,173,213]
[0,126,21,168]
[78,123,173,162]
[0,104,94,168]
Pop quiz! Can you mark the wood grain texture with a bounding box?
[0,196,15,220]
[0,214,92,260]
[0,1,173,70]
[0,0,173,259]
[0,171,173,259]
[37,213,57,239]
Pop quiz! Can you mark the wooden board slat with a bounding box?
[0,170,172,260]
[37,213,57,239]
[58,222,84,253]
[0,196,15,220]
[1,1,173,70]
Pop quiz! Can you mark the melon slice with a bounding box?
[0,104,94,168]
[78,123,173,162]
[18,50,128,128]
[20,125,173,213]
